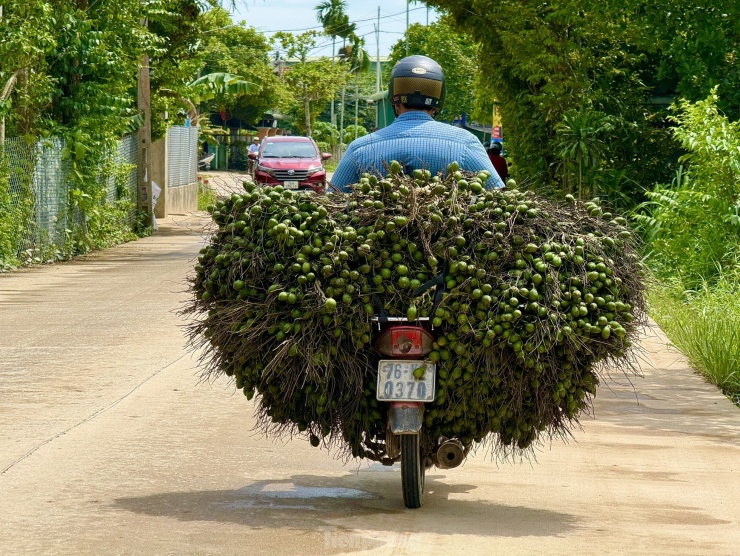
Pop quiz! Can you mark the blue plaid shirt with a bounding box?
[330,111,505,192]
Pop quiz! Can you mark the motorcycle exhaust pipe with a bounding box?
[436,439,466,469]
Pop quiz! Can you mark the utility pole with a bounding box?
[137,5,152,227]
[374,7,381,130]
[330,37,336,127]
[405,1,409,56]
[376,7,381,94]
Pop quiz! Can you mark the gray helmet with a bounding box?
[388,55,445,110]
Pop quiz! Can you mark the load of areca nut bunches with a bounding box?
[185,161,646,460]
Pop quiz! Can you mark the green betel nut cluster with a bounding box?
[185,162,647,460]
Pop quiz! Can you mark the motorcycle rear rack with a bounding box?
[371,316,430,322]
[370,316,432,330]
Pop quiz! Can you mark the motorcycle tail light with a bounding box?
[375,326,434,357]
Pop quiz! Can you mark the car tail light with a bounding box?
[375,326,434,357]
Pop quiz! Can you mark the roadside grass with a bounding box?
[649,282,740,406]
[198,182,218,211]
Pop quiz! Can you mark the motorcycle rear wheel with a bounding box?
[401,433,425,508]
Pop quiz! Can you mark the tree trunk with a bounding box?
[304,85,311,137]
[0,70,20,145]
[17,68,31,135]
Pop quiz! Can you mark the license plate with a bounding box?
[283,181,299,189]
[376,360,436,402]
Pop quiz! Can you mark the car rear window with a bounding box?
[261,141,318,158]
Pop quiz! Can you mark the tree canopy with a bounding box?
[425,0,740,206]
[272,31,347,136]
[387,16,477,123]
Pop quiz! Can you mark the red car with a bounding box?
[249,136,332,193]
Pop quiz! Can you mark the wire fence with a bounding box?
[0,134,138,266]
[112,134,139,223]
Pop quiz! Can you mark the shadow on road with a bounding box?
[114,473,578,539]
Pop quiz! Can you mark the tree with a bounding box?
[156,7,290,131]
[338,37,370,142]
[147,0,205,138]
[315,1,357,142]
[272,31,346,136]
[635,90,740,288]
[203,9,290,121]
[0,1,56,142]
[386,16,477,122]
[188,72,253,125]
[425,0,739,207]
[553,108,615,200]
[315,0,353,126]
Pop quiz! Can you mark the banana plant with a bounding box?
[188,72,254,124]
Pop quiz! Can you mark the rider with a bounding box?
[248,137,260,175]
[330,55,505,192]
[487,142,509,181]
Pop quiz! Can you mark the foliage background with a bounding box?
[424,0,739,209]
[386,16,477,123]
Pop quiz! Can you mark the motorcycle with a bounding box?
[372,311,468,508]
[198,153,215,171]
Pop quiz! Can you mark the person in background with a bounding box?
[331,55,504,192]
[248,137,260,174]
[487,142,509,181]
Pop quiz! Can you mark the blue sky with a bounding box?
[233,1,440,58]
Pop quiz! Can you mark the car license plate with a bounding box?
[376,360,436,402]
[283,180,299,189]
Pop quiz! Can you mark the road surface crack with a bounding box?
[0,353,188,476]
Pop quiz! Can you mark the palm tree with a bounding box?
[315,0,353,126]
[338,34,370,143]
[554,108,614,199]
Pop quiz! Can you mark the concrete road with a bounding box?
[198,169,337,199]
[1,214,738,556]
[199,170,251,198]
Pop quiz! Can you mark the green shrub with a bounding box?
[198,182,217,211]
[650,281,740,406]
[315,141,331,154]
[634,89,740,290]
[342,125,367,145]
[312,121,340,146]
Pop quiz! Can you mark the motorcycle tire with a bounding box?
[401,433,425,509]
